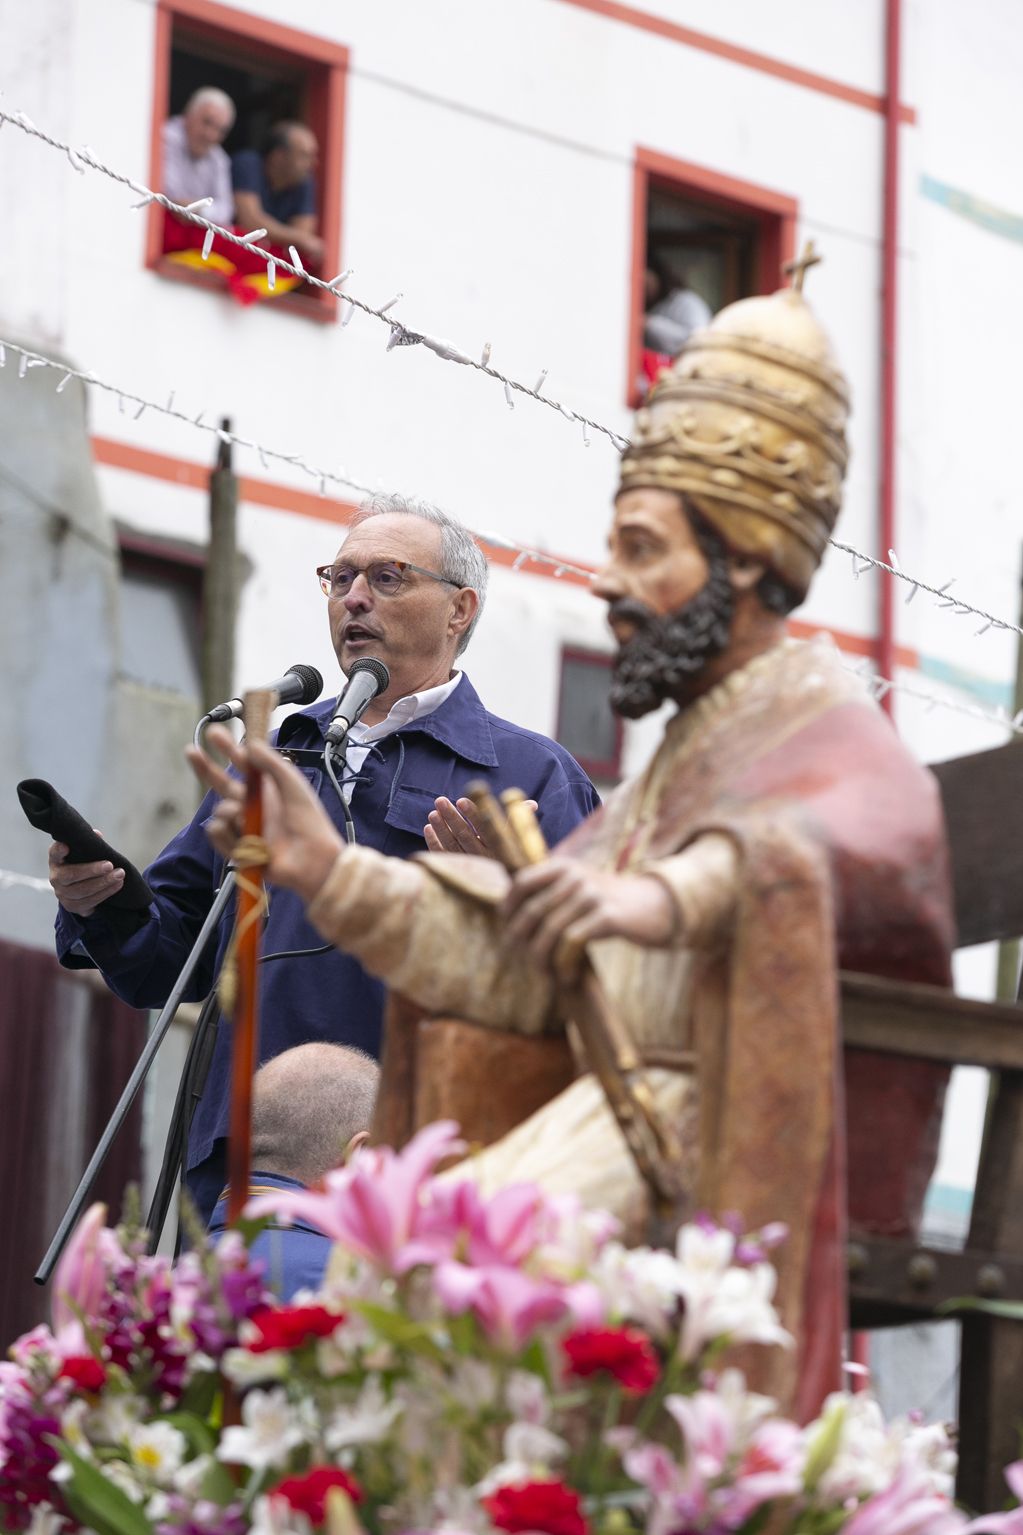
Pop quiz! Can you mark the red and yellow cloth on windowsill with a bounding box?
[161,212,307,307]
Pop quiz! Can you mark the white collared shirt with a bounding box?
[339,671,462,803]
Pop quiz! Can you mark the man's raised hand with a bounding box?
[186,726,344,902]
[424,795,538,858]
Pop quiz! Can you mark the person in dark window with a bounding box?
[207,1042,379,1297]
[161,87,236,227]
[643,254,713,357]
[232,122,325,269]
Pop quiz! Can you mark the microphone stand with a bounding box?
[34,871,236,1285]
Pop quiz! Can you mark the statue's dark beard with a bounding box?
[608,554,734,720]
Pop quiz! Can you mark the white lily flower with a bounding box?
[173,1453,214,1496]
[326,1375,403,1451]
[217,1387,309,1471]
[104,1460,146,1503]
[503,1421,568,1468]
[899,1419,958,1498]
[89,1392,146,1446]
[128,1421,187,1485]
[250,1492,314,1535]
[26,1502,65,1535]
[221,1345,289,1386]
[679,1258,791,1360]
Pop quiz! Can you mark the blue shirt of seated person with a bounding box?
[206,1041,377,1299]
[209,1173,333,1301]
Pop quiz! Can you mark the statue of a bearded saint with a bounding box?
[192,264,954,1420]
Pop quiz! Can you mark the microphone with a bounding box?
[325,657,390,749]
[205,663,324,724]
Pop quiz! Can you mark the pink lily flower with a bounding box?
[433,1262,569,1348]
[962,1461,1023,1533]
[666,1390,735,1480]
[51,1202,111,1337]
[843,1464,966,1535]
[247,1121,465,1275]
[467,1182,548,1267]
[726,1420,805,1524]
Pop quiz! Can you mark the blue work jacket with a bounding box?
[56,675,600,1170]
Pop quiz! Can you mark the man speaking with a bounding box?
[48,496,599,1220]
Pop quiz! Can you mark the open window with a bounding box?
[556,648,623,789]
[629,150,798,406]
[148,0,347,321]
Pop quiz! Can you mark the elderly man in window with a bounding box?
[161,87,235,227]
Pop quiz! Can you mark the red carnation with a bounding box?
[246,1305,345,1353]
[269,1466,363,1524]
[58,1355,107,1392]
[561,1326,660,1394]
[483,1479,588,1535]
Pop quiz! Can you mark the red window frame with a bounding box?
[628,147,798,407]
[147,0,348,323]
[556,647,624,783]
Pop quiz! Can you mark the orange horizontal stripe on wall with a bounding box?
[92,435,360,525]
[552,0,916,124]
[91,433,915,662]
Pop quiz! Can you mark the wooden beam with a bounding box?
[848,1234,1023,1327]
[841,972,1023,1070]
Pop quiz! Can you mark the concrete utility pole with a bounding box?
[201,418,239,717]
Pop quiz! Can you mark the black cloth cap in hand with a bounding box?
[17,779,154,934]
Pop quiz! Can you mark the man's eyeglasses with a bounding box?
[316,560,462,598]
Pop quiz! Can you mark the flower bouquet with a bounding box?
[2,1121,1020,1535]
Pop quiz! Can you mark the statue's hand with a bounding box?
[186,726,344,903]
[500,856,677,970]
[424,795,538,858]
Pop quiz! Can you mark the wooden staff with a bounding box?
[224,688,276,1226]
[468,783,687,1215]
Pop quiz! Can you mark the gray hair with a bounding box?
[352,493,489,655]
[184,87,236,126]
[251,1042,380,1185]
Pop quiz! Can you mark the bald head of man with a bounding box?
[251,1042,379,1186]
